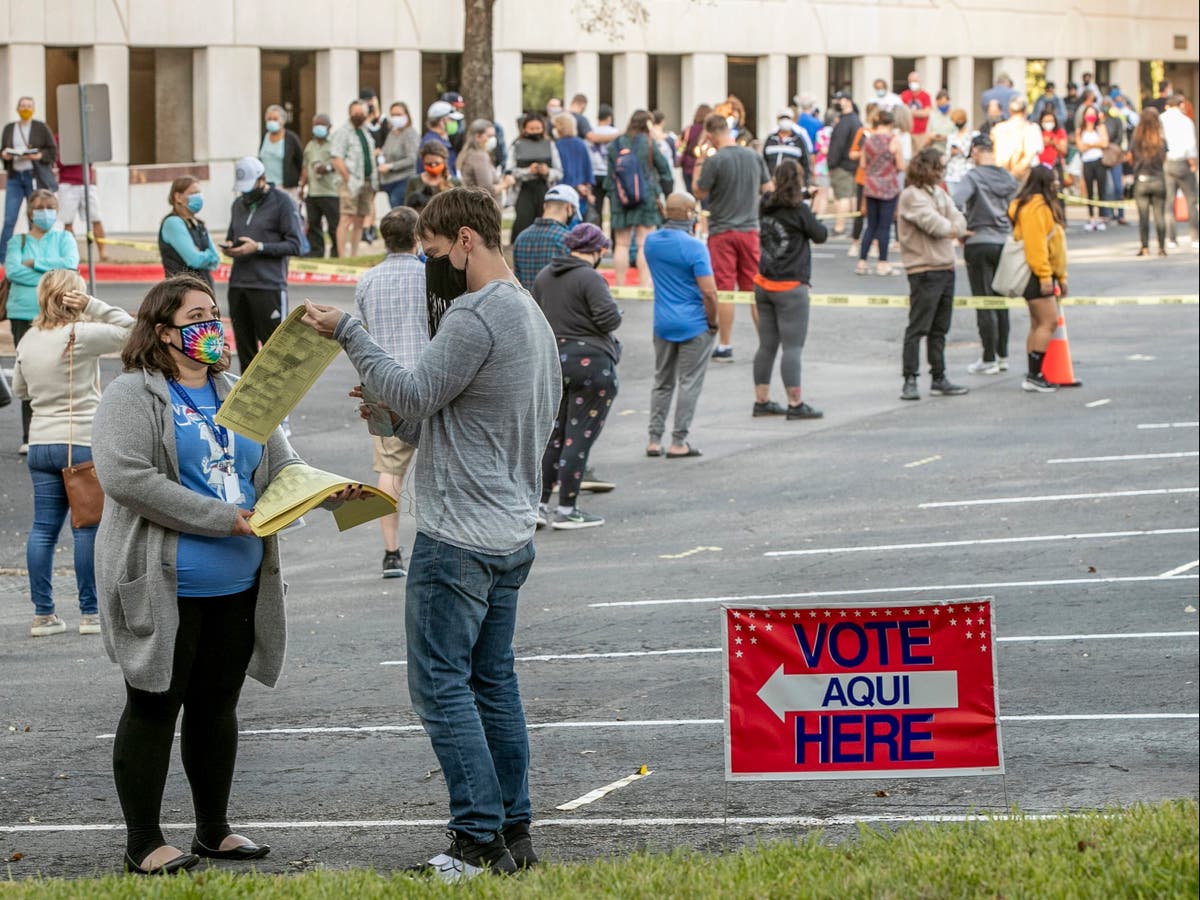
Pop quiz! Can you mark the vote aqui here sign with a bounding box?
[723,599,1003,780]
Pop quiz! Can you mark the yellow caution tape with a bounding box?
[289,258,372,278]
[1057,192,1135,209]
[608,286,1198,309]
[96,237,160,252]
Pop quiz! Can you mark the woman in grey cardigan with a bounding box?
[91,275,361,875]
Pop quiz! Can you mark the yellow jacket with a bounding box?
[1008,195,1067,282]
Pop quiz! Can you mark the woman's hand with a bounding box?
[301,300,344,339]
[328,484,367,503]
[62,290,92,313]
[232,508,255,536]
[1039,279,1054,297]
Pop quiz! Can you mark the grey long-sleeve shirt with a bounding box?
[334,279,561,555]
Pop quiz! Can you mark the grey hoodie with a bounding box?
[951,165,1018,245]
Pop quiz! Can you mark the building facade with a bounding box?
[2,0,1197,232]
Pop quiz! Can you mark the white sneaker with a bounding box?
[1096,221,1107,232]
[79,614,102,635]
[1084,222,1095,232]
[1166,240,1179,249]
[19,443,28,456]
[535,503,549,529]
[31,615,67,637]
[967,359,1000,375]
[846,241,860,258]
[997,357,1009,372]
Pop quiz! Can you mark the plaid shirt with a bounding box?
[355,253,429,369]
[512,218,570,290]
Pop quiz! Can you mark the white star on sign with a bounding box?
[884,610,893,616]
[840,610,848,618]
[749,624,756,632]
[765,624,773,631]
[824,611,832,618]
[965,632,973,639]
[965,617,974,626]
[748,612,756,618]
[736,650,743,658]
[750,637,758,645]
[949,618,957,626]
[917,608,925,614]
[810,611,818,619]
[980,630,988,640]
[902,608,911,615]
[933,608,941,615]
[732,611,741,619]
[735,624,742,631]
[980,644,987,652]
[854,611,862,618]
[978,604,986,612]
[793,611,803,618]
[947,605,955,613]
[735,637,743,645]
[765,611,773,618]
[869,609,878,616]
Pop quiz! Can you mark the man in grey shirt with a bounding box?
[301,187,560,879]
[694,113,772,361]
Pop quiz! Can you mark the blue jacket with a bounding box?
[3,228,80,321]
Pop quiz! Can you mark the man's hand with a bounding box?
[62,290,92,313]
[232,508,255,536]
[0,150,11,161]
[328,484,368,503]
[226,237,259,258]
[301,300,344,339]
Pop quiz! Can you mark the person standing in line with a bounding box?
[299,187,560,878]
[508,114,563,244]
[421,100,463,173]
[856,110,905,277]
[3,189,78,454]
[158,176,220,287]
[12,272,133,637]
[552,113,594,218]
[1008,166,1068,393]
[606,110,672,289]
[568,94,593,138]
[679,104,713,195]
[871,78,904,111]
[943,109,975,189]
[763,110,812,181]
[897,148,970,401]
[1036,111,1069,179]
[258,105,304,208]
[694,113,772,362]
[458,119,515,202]
[224,157,304,372]
[403,141,461,211]
[1161,94,1199,250]
[926,90,957,145]
[329,99,378,257]
[811,110,836,219]
[826,93,863,238]
[991,97,1044,183]
[795,94,823,148]
[299,114,340,258]
[900,70,932,147]
[1129,108,1169,257]
[1100,99,1129,226]
[586,104,620,220]
[1032,82,1068,124]
[952,134,1018,375]
[1075,107,1110,231]
[378,102,419,209]
[55,150,109,261]
[642,192,720,459]
[752,160,827,421]
[532,223,621,530]
[980,74,1018,122]
[511,184,578,291]
[354,207,429,577]
[1,97,58,259]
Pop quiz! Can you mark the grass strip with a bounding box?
[2,801,1196,898]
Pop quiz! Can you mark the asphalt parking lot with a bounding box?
[1,224,1197,877]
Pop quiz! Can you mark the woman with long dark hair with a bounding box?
[752,159,828,419]
[680,104,713,194]
[1075,107,1109,231]
[1008,165,1068,392]
[606,110,673,287]
[1130,108,1169,257]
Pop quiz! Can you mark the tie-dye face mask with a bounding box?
[175,319,225,366]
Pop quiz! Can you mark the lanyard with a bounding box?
[169,377,231,461]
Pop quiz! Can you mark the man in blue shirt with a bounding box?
[794,94,823,148]
[642,192,719,459]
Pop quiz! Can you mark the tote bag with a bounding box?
[991,236,1031,298]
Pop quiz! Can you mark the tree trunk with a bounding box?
[461,0,496,123]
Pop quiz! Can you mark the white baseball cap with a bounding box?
[233,156,266,193]
[544,184,580,213]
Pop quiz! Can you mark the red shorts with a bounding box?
[707,230,760,294]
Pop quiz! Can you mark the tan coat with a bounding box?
[897,184,967,274]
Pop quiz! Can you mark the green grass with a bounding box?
[3,801,1196,898]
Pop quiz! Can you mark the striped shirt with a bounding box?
[355,253,429,369]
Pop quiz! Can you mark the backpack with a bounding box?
[612,137,654,210]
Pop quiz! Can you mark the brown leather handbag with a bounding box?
[62,325,104,528]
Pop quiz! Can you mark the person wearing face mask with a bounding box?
[330,99,380,257]
[1032,82,1068,125]
[508,113,564,244]
[943,108,974,188]
[12,271,133,637]
[2,96,59,258]
[404,141,461,211]
[900,71,932,143]
[299,114,341,258]
[258,105,304,208]
[1075,107,1110,231]
[872,78,903,112]
[224,157,305,372]
[545,97,565,130]
[532,223,621,529]
[763,110,812,181]
[1036,112,1069,178]
[927,90,957,143]
[421,100,462,173]
[158,175,220,287]
[3,189,79,453]
[378,102,419,208]
[511,184,579,290]
[91,275,363,875]
[457,118,515,201]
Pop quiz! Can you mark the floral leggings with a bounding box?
[540,340,618,508]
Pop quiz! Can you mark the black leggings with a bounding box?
[112,586,257,863]
[1082,160,1108,217]
[541,341,617,508]
[963,242,1010,361]
[1133,176,1167,250]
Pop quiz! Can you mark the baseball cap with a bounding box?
[832,91,850,101]
[427,100,455,121]
[777,109,794,120]
[543,184,580,213]
[233,156,266,193]
[441,91,465,108]
[564,222,610,253]
[969,134,993,153]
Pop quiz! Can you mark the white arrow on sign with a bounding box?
[756,665,959,722]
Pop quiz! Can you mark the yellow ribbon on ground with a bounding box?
[95,237,160,252]
[1057,192,1135,209]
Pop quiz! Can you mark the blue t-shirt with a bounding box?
[643,228,713,343]
[171,379,264,597]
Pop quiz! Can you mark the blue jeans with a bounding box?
[26,444,98,616]
[860,195,898,262]
[1106,164,1125,220]
[1,169,35,258]
[384,179,409,209]
[405,531,536,841]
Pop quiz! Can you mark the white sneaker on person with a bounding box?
[19,444,28,456]
[535,503,549,529]
[31,615,67,637]
[78,614,102,635]
[1166,240,1179,249]
[551,508,604,530]
[967,359,1000,375]
[997,357,1009,372]
[846,241,859,257]
[1096,221,1106,231]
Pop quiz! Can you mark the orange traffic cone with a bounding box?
[1042,312,1081,387]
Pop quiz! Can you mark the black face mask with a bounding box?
[424,253,468,337]
[524,132,544,141]
[242,184,268,206]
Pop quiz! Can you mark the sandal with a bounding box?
[646,446,663,457]
[666,444,703,459]
[854,260,868,275]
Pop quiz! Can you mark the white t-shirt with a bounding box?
[1078,129,1104,163]
[588,124,618,176]
[11,121,33,172]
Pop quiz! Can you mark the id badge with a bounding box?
[220,464,243,505]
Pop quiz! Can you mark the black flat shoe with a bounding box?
[190,838,271,860]
[124,850,199,875]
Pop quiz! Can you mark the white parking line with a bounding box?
[919,487,1198,508]
[763,528,1199,558]
[556,769,653,811]
[1002,714,1198,721]
[1046,452,1199,464]
[997,631,1199,642]
[1084,398,1111,408]
[1138,422,1199,429]
[1160,560,1200,577]
[588,574,1200,608]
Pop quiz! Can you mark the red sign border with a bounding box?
[722,596,1005,782]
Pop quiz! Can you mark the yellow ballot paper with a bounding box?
[215,305,342,443]
[249,463,396,537]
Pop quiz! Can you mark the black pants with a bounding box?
[540,341,618,508]
[963,243,1009,362]
[1165,159,1199,243]
[1133,176,1167,250]
[305,195,340,258]
[112,586,257,862]
[903,269,956,378]
[511,180,548,245]
[1082,160,1108,217]
[8,317,32,442]
[227,286,285,372]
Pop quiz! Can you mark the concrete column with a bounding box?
[795,54,828,111]
[946,56,975,127]
[564,51,600,110]
[654,55,682,132]
[380,50,421,112]
[492,50,523,140]
[1110,58,1139,102]
[853,55,892,108]
[918,56,943,92]
[155,49,194,164]
[1045,58,1070,93]
[612,52,649,125]
[756,54,789,141]
[1,44,48,131]
[317,49,360,129]
[193,47,260,163]
[78,44,129,165]
[681,52,727,126]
